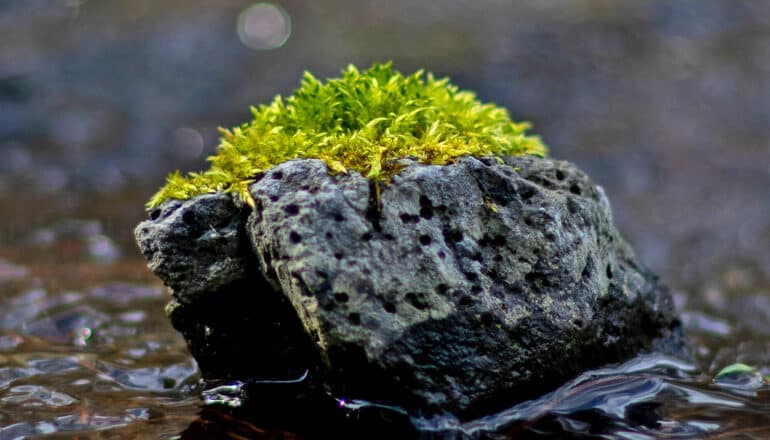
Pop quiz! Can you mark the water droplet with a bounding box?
[74,327,92,346]
[236,3,291,51]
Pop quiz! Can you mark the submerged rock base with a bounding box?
[135,156,684,420]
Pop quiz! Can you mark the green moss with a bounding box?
[147,62,546,209]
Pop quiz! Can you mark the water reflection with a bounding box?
[0,215,768,438]
[0,241,199,438]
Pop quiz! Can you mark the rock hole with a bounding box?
[419,234,432,246]
[459,295,473,307]
[465,272,478,282]
[442,228,463,243]
[182,210,196,225]
[405,292,428,310]
[150,209,161,220]
[437,250,446,259]
[524,216,535,228]
[471,285,483,294]
[567,198,579,215]
[525,271,548,287]
[570,183,582,196]
[269,194,280,202]
[271,171,283,180]
[471,252,483,262]
[361,232,373,241]
[419,196,434,220]
[545,232,556,242]
[400,213,418,224]
[284,204,300,216]
[519,185,536,201]
[383,234,395,240]
[582,256,594,280]
[606,263,613,279]
[555,169,566,181]
[326,232,333,239]
[384,302,397,313]
[435,284,449,296]
[334,213,345,222]
[492,235,506,246]
[348,313,361,325]
[334,252,343,260]
[334,292,349,303]
[289,231,302,243]
[480,313,494,326]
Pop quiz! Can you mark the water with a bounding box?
[3,1,770,437]
[0,193,768,439]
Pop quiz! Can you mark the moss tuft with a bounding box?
[147,62,546,209]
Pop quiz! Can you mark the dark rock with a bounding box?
[135,194,253,303]
[135,193,319,383]
[135,156,683,418]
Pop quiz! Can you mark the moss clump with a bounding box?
[147,62,546,209]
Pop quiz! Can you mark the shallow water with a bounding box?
[0,194,768,439]
[3,0,770,438]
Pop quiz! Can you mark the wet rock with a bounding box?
[134,194,253,303]
[135,193,319,382]
[136,156,683,417]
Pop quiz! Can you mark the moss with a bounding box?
[147,62,546,209]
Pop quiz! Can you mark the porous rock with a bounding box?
[135,193,318,381]
[136,156,682,417]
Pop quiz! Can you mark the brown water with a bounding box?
[0,192,768,439]
[0,194,198,439]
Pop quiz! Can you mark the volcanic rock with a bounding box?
[135,155,683,417]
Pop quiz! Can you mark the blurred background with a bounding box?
[2,0,769,290]
[1,1,769,437]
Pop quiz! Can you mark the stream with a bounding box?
[2,1,770,438]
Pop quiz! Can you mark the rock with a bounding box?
[135,193,319,381]
[135,155,683,418]
[135,194,252,302]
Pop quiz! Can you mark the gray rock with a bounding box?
[135,193,252,303]
[135,155,682,418]
[245,156,681,416]
[135,193,319,381]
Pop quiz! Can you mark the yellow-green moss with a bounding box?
[147,62,546,209]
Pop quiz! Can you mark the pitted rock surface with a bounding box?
[135,156,682,416]
[243,156,680,415]
[135,193,253,303]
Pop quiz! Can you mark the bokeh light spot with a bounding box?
[236,3,291,51]
[174,127,204,159]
